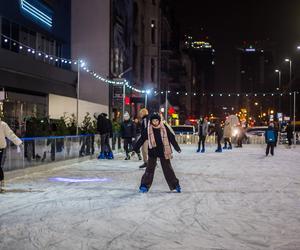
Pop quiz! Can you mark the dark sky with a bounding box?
[171,0,300,90]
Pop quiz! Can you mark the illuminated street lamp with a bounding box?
[284,59,292,82]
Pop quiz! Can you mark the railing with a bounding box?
[3,133,297,172]
[3,134,100,172]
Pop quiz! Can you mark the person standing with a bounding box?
[133,113,182,193]
[138,108,149,168]
[0,119,23,192]
[223,120,232,150]
[265,123,277,156]
[209,121,223,152]
[197,116,208,153]
[286,122,293,147]
[95,113,113,159]
[121,112,137,160]
[112,118,121,150]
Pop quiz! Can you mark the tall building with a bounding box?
[182,35,215,117]
[0,0,110,130]
[132,0,161,113]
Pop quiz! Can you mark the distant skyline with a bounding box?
[171,0,300,90]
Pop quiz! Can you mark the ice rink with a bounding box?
[1,144,300,250]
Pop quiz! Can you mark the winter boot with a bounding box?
[201,148,205,153]
[139,184,148,193]
[222,146,227,150]
[107,151,114,160]
[175,184,181,193]
[215,148,222,153]
[139,162,147,169]
[97,152,105,159]
[196,148,200,153]
[228,145,232,150]
[137,153,142,161]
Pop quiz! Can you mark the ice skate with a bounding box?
[175,184,181,193]
[139,162,147,169]
[201,148,205,153]
[137,153,142,161]
[196,148,200,153]
[97,152,105,159]
[139,185,148,193]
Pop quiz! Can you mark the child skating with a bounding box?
[133,113,182,193]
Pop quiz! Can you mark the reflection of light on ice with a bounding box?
[48,177,112,183]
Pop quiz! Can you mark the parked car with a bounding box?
[171,125,195,135]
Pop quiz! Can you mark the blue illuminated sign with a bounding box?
[20,0,53,28]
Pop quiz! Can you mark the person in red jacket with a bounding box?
[133,113,182,193]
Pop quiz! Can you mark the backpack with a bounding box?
[266,130,275,142]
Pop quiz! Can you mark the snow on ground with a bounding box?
[1,144,300,250]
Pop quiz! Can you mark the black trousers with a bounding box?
[224,137,232,148]
[100,133,112,153]
[288,137,292,146]
[141,157,179,190]
[198,135,206,150]
[266,142,275,156]
[123,138,133,156]
[0,149,5,181]
[217,136,222,150]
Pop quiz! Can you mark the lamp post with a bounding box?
[275,69,281,112]
[285,59,293,116]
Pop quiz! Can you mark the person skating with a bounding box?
[197,116,208,153]
[286,122,293,147]
[138,108,149,168]
[133,113,182,193]
[265,123,277,156]
[0,119,22,192]
[112,118,121,150]
[236,124,246,148]
[209,121,223,152]
[121,112,140,160]
[223,120,232,150]
[95,113,113,159]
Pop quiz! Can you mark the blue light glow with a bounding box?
[48,177,112,183]
[21,0,53,28]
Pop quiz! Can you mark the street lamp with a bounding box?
[275,69,281,90]
[284,59,292,82]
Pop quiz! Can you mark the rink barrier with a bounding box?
[3,134,101,172]
[3,133,286,172]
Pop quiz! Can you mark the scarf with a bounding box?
[147,121,173,159]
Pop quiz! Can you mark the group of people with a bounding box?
[94,109,182,193]
[195,117,246,154]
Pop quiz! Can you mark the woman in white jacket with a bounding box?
[0,119,22,192]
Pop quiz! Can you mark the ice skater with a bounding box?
[223,120,232,150]
[133,113,182,193]
[209,121,223,152]
[95,113,113,159]
[138,108,149,169]
[0,119,22,192]
[197,116,208,153]
[264,122,277,156]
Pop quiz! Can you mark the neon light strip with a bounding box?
[21,2,52,25]
[22,0,52,22]
[22,4,52,26]
[21,0,52,27]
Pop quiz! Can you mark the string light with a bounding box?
[1,34,299,97]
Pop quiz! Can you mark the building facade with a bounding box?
[0,0,110,132]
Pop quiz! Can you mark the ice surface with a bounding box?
[1,144,300,250]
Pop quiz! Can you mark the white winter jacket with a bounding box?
[0,121,22,149]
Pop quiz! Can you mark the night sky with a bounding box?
[171,0,300,90]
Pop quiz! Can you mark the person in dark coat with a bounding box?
[197,116,209,153]
[265,123,277,156]
[95,113,113,159]
[209,121,223,152]
[121,112,137,160]
[236,124,246,148]
[133,113,182,193]
[286,122,293,147]
[138,108,149,169]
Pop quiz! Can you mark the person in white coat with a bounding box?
[0,119,22,192]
